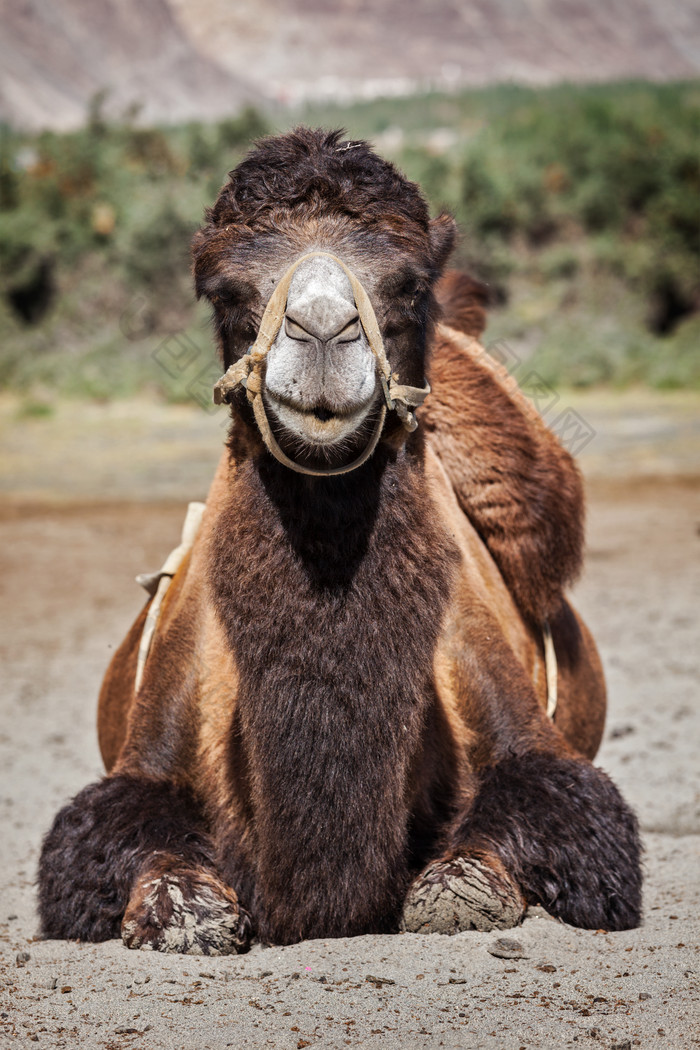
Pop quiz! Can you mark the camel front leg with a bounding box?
[402,751,642,934]
[38,774,251,955]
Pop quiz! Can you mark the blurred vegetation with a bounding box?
[0,82,698,404]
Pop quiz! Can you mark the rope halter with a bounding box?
[213,251,431,477]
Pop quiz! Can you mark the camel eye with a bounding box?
[284,316,312,341]
[380,267,423,304]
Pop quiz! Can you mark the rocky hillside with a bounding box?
[2,0,700,128]
[0,0,258,130]
[171,0,700,104]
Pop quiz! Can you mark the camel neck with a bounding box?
[209,433,459,942]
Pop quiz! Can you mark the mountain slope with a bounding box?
[170,0,700,103]
[0,0,259,130]
[2,0,699,129]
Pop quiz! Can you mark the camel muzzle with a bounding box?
[213,251,431,477]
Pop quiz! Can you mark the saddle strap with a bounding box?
[134,501,205,694]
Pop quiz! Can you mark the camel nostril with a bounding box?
[313,407,334,422]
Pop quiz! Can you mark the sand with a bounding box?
[1,395,698,1049]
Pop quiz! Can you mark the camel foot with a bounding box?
[400,853,526,935]
[122,857,251,955]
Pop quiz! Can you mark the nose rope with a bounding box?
[212,251,431,477]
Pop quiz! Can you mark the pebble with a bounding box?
[15,951,30,967]
[610,724,636,739]
[487,938,528,960]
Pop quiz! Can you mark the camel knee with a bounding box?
[451,752,642,931]
[122,852,251,955]
[38,774,216,942]
[401,850,526,934]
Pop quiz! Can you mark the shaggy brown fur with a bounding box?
[38,129,641,950]
[422,318,584,623]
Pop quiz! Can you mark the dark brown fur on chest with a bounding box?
[209,440,460,943]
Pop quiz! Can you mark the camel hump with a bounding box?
[435,270,489,339]
[422,325,585,624]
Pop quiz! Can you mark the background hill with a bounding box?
[171,0,700,104]
[0,0,258,131]
[2,0,700,129]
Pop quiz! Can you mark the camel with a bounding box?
[38,128,642,953]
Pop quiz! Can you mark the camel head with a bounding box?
[193,128,456,470]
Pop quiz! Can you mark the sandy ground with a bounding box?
[0,394,699,1049]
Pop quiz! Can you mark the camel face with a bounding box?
[192,128,458,471]
[263,254,380,450]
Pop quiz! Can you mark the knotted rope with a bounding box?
[213,251,431,477]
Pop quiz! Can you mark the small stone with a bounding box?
[60,986,72,994]
[259,970,273,978]
[448,977,467,984]
[639,992,651,1001]
[115,1027,139,1035]
[15,951,30,967]
[536,963,556,973]
[610,724,635,739]
[487,938,528,960]
[365,974,396,987]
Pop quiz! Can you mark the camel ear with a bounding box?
[429,212,457,273]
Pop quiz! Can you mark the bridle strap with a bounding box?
[213,251,430,476]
